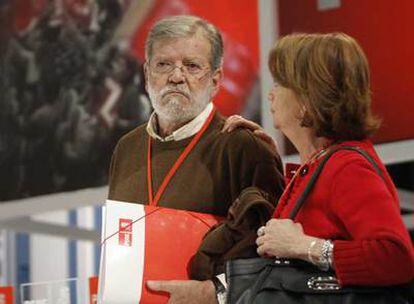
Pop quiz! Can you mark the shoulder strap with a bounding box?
[289,146,385,220]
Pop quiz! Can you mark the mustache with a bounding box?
[160,86,191,98]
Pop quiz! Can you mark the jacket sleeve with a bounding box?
[330,158,414,286]
[188,130,285,280]
[188,187,275,280]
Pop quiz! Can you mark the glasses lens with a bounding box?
[150,60,210,79]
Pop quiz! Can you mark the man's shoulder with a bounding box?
[218,127,278,160]
[211,112,263,145]
[115,123,147,149]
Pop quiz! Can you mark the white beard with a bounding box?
[147,84,212,125]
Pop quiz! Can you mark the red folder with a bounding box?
[99,201,222,303]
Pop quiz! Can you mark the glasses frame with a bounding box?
[147,59,213,80]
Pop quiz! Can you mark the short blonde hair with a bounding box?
[269,33,380,140]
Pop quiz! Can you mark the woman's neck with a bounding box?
[299,138,330,163]
[285,128,330,164]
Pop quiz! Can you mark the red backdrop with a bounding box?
[278,0,414,143]
[130,0,260,116]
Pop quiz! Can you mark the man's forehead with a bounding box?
[150,35,211,61]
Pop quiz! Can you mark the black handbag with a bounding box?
[226,146,414,304]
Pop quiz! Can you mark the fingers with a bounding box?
[257,242,268,256]
[253,129,272,142]
[221,115,238,132]
[222,115,261,133]
[266,218,293,227]
[146,280,166,292]
[256,234,268,258]
[147,280,181,293]
[257,219,307,259]
[222,116,282,158]
[256,235,265,246]
[266,218,281,227]
[257,225,266,237]
[222,115,243,132]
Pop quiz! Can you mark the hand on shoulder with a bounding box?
[222,115,279,154]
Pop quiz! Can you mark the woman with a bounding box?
[223,33,414,287]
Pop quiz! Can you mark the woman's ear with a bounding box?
[299,105,313,127]
[299,106,307,119]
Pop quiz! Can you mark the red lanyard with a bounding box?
[146,107,217,206]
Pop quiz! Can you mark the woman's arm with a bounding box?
[329,158,414,286]
[256,155,414,286]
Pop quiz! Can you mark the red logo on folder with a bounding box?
[89,277,98,304]
[0,286,14,304]
[119,218,133,246]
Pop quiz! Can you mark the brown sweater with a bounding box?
[108,112,285,278]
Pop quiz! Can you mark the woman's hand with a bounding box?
[222,115,278,153]
[256,219,316,260]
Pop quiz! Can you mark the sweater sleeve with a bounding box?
[330,156,414,286]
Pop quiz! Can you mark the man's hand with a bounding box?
[147,279,218,304]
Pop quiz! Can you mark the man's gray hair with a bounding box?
[145,15,224,70]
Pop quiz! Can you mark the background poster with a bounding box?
[0,0,260,201]
[278,0,414,144]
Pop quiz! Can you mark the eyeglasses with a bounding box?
[148,60,211,79]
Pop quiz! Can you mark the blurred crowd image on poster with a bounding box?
[0,0,260,202]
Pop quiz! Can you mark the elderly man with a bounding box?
[108,15,284,303]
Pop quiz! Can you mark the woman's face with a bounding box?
[268,83,303,132]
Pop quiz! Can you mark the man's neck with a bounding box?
[152,103,213,139]
[157,116,192,137]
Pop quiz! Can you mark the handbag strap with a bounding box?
[289,146,385,220]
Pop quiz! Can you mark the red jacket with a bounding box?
[274,140,414,286]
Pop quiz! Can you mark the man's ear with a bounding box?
[210,66,223,98]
